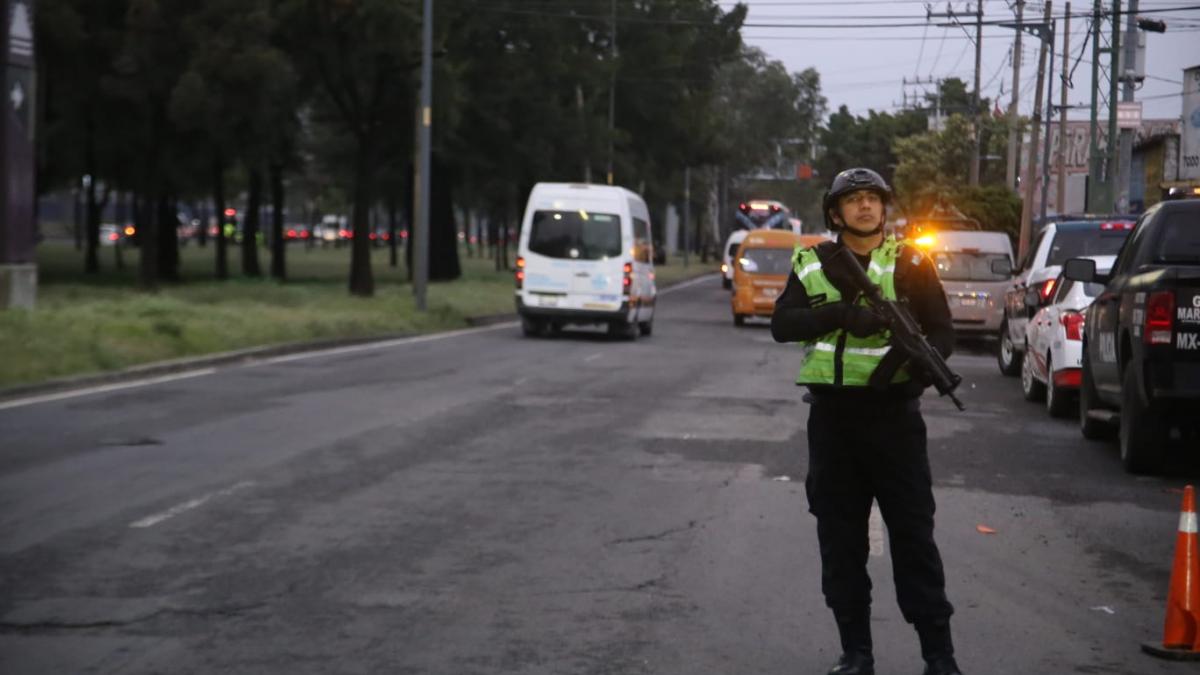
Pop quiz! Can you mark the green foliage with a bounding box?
[952,184,1022,239]
[816,105,927,189]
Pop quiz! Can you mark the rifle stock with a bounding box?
[829,247,965,411]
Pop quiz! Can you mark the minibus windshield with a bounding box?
[529,210,622,260]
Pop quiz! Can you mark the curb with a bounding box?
[0,272,715,403]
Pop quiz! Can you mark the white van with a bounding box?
[515,183,657,339]
[918,230,1014,335]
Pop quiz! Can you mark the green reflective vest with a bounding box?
[791,236,911,387]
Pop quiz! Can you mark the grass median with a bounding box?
[1,241,717,388]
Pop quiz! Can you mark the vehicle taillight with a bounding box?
[1039,278,1057,301]
[1060,310,1085,341]
[1144,291,1174,345]
[287,229,297,238]
[515,256,525,289]
[1099,221,1134,230]
[623,262,633,294]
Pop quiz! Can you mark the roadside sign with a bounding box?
[1116,101,1142,130]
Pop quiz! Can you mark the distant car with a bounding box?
[916,230,1014,336]
[730,230,825,326]
[100,223,121,246]
[721,229,749,290]
[997,218,1135,376]
[1020,255,1115,417]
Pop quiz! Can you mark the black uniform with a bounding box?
[771,237,956,651]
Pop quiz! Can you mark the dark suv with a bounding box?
[1065,199,1200,473]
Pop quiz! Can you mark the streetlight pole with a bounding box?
[607,0,617,186]
[414,0,432,311]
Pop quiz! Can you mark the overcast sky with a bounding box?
[732,0,1200,121]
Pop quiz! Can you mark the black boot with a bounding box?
[828,611,874,675]
[916,618,962,675]
[828,649,875,675]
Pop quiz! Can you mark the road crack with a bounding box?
[607,520,699,546]
[0,601,267,634]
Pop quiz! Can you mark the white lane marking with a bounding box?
[252,322,517,366]
[129,481,257,529]
[658,273,717,295]
[869,504,885,557]
[0,369,217,412]
[584,353,602,362]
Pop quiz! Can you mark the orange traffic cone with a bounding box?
[1142,485,1200,661]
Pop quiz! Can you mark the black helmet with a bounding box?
[822,168,893,230]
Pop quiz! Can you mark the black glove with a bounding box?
[841,305,889,338]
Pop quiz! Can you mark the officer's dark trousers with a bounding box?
[804,394,954,624]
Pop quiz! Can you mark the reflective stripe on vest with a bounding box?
[791,237,910,387]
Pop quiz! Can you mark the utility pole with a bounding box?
[607,0,616,186]
[1018,1,1053,262]
[971,0,984,185]
[1117,0,1139,212]
[414,0,432,311]
[1039,14,1057,222]
[1005,0,1025,192]
[1057,2,1070,213]
[1105,0,1122,212]
[1087,0,1103,210]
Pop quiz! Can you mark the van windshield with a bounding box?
[529,210,622,260]
[740,247,795,275]
[931,252,1011,281]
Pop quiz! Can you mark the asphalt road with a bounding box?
[2,275,1197,674]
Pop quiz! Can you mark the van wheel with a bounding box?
[734,314,745,327]
[997,321,1021,376]
[1020,342,1045,402]
[608,320,638,341]
[520,317,544,337]
[1120,366,1165,474]
[638,318,653,336]
[1079,351,1116,440]
[722,278,732,290]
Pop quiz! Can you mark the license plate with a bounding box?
[761,288,779,298]
[958,297,978,307]
[537,295,560,307]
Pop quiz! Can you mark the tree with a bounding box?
[816,105,927,190]
[277,0,421,297]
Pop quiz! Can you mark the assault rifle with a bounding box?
[829,246,966,411]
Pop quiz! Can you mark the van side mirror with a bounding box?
[1024,287,1042,309]
[1062,257,1096,283]
[990,258,1013,277]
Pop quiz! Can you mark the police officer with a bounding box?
[771,168,962,675]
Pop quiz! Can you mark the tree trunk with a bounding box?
[388,190,398,268]
[429,158,461,281]
[349,142,376,296]
[157,194,180,282]
[113,191,127,270]
[137,192,158,290]
[213,155,228,280]
[84,112,100,274]
[269,163,286,281]
[242,167,263,277]
[196,199,208,247]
